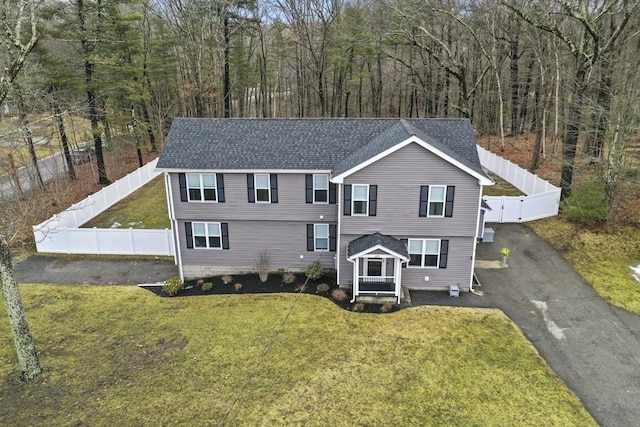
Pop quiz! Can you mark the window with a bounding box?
[193,222,221,249]
[428,185,445,217]
[352,184,369,215]
[314,224,329,251]
[314,174,329,203]
[408,239,442,268]
[255,174,270,203]
[186,173,217,202]
[366,259,383,276]
[307,224,336,252]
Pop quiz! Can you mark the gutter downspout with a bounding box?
[165,172,184,282]
[335,180,342,285]
[469,185,485,292]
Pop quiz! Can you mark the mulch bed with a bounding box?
[140,273,404,314]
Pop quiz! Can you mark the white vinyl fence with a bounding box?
[33,158,175,256]
[477,146,561,223]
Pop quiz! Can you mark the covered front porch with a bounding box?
[347,233,409,304]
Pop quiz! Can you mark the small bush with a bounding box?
[202,282,214,292]
[316,283,330,294]
[255,250,270,282]
[305,261,323,280]
[331,289,348,301]
[380,303,394,313]
[162,276,184,296]
[282,271,296,284]
[221,275,233,285]
[561,179,610,224]
[352,302,365,312]
[196,279,204,287]
[234,282,243,291]
[295,283,308,292]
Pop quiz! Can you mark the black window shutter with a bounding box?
[445,186,455,217]
[185,222,193,249]
[270,174,278,203]
[343,184,352,216]
[305,174,313,203]
[419,185,429,217]
[439,239,449,268]
[369,185,377,216]
[329,224,337,251]
[247,174,255,203]
[217,174,225,203]
[329,182,337,204]
[179,173,188,202]
[307,224,314,251]
[221,223,229,249]
[400,239,408,268]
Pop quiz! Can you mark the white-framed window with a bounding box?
[192,222,222,249]
[313,174,329,203]
[314,224,329,251]
[352,184,369,216]
[255,174,270,203]
[428,185,446,217]
[187,173,217,202]
[408,239,440,268]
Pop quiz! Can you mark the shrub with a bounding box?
[282,271,296,284]
[255,250,270,282]
[352,302,365,312]
[221,275,233,285]
[234,282,243,291]
[305,261,323,280]
[316,283,330,294]
[561,179,610,224]
[295,283,308,292]
[196,279,204,287]
[162,276,184,296]
[331,289,348,301]
[380,303,394,313]
[202,282,214,292]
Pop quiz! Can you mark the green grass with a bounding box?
[529,218,640,314]
[82,175,170,229]
[483,173,524,196]
[0,286,595,426]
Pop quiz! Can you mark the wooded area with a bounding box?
[1,0,639,208]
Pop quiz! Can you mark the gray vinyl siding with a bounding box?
[170,172,337,222]
[179,220,336,278]
[339,234,474,289]
[341,142,481,237]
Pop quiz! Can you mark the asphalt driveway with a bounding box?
[14,255,177,285]
[412,223,640,427]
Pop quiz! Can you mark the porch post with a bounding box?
[351,258,359,303]
[395,258,401,304]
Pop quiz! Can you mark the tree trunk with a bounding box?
[0,234,41,381]
[509,33,519,137]
[15,88,44,189]
[7,154,23,198]
[223,14,231,118]
[52,97,76,180]
[561,61,588,197]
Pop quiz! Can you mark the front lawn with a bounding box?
[0,286,594,426]
[529,217,640,315]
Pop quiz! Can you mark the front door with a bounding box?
[366,258,383,277]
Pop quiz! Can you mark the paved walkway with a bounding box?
[411,223,640,427]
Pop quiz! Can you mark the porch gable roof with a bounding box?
[347,233,409,261]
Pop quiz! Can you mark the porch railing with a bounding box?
[358,276,395,292]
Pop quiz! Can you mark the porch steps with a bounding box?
[355,287,411,304]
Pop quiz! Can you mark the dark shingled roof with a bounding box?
[156,118,487,178]
[348,233,409,259]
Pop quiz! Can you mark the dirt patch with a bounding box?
[157,337,188,351]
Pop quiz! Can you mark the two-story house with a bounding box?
[156,118,493,303]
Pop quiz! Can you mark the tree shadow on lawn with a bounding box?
[141,273,403,314]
